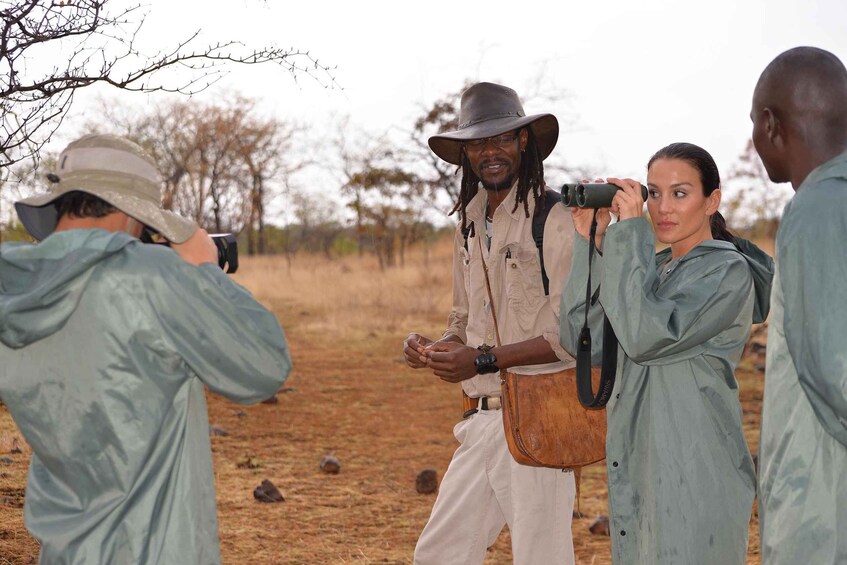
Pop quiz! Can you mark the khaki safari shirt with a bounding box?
[444,183,575,398]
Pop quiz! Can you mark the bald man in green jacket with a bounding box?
[752,47,847,564]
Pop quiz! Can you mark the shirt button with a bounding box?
[620,530,626,536]
[510,263,517,269]
[612,461,619,468]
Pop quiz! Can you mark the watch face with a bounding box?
[474,352,499,374]
[478,364,499,374]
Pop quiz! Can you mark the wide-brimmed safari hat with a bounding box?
[428,82,559,166]
[15,134,196,243]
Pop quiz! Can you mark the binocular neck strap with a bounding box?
[576,210,618,409]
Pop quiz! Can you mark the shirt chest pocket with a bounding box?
[502,247,544,309]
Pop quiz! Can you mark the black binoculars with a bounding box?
[560,183,648,208]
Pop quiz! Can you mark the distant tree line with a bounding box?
[1,87,788,263]
[0,92,447,268]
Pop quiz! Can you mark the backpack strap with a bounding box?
[462,222,475,252]
[533,188,560,295]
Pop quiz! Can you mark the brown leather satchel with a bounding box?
[500,368,606,469]
[474,234,607,470]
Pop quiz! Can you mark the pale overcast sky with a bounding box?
[59,0,847,219]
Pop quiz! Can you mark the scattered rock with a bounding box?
[0,487,25,508]
[237,455,262,469]
[261,395,279,405]
[415,468,438,494]
[589,515,610,536]
[320,455,341,475]
[0,457,13,465]
[235,410,247,418]
[209,425,228,437]
[10,438,21,454]
[253,479,284,503]
[572,510,586,519]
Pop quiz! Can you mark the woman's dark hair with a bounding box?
[449,127,546,231]
[54,191,117,219]
[646,142,735,245]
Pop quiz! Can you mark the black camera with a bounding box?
[210,233,238,274]
[141,229,239,273]
[561,182,648,208]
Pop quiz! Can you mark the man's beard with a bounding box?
[481,177,514,191]
[475,157,517,190]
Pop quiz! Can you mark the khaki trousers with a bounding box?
[414,407,576,565]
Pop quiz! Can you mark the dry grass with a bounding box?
[0,233,769,564]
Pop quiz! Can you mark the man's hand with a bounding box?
[403,333,434,369]
[171,228,217,267]
[425,342,479,383]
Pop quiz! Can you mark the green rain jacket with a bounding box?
[0,229,292,564]
[758,150,847,564]
[560,217,773,565]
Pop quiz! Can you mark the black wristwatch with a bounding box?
[474,351,500,374]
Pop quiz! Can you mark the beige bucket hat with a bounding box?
[15,134,196,243]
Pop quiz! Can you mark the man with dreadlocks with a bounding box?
[403,82,576,564]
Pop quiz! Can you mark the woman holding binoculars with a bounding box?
[560,142,773,564]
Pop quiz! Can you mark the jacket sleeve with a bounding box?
[151,261,292,404]
[779,184,847,446]
[560,231,606,365]
[600,218,752,365]
[443,225,469,344]
[540,204,576,363]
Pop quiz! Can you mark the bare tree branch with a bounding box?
[0,0,337,170]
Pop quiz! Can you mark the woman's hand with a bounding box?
[571,178,611,249]
[608,177,645,221]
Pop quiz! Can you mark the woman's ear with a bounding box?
[706,188,722,216]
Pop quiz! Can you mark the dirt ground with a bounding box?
[0,239,769,564]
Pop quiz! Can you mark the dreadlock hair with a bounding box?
[448,128,546,233]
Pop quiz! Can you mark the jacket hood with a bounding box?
[733,237,774,324]
[0,230,135,348]
[656,238,774,324]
